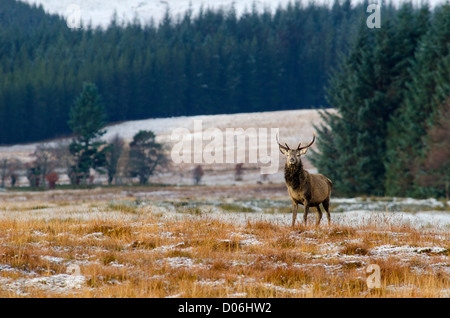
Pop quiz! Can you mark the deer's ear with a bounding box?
[299,147,309,155]
[279,147,288,156]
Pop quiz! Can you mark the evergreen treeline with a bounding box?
[312,2,450,198]
[2,82,168,188]
[1,0,367,145]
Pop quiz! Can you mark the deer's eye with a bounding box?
[296,153,301,157]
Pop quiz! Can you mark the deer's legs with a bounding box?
[303,202,310,226]
[315,206,323,226]
[323,198,331,226]
[291,200,298,227]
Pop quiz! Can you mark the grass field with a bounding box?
[0,185,448,298]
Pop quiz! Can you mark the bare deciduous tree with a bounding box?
[235,163,244,181]
[106,134,125,185]
[32,144,59,188]
[417,98,450,199]
[193,165,204,185]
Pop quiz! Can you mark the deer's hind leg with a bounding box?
[314,205,323,227]
[323,198,331,226]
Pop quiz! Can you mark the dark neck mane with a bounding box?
[284,161,306,190]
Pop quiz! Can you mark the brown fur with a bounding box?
[279,136,333,227]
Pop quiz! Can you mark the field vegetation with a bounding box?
[0,186,448,298]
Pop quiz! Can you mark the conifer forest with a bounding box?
[0,0,449,197]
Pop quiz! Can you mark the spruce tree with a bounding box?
[68,82,110,184]
[312,4,429,196]
[384,3,448,197]
[311,22,375,196]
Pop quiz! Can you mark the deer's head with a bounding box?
[277,134,315,166]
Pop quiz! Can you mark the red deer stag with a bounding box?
[277,133,333,227]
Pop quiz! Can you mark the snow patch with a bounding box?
[18,0,446,29]
[370,245,447,257]
[41,255,65,264]
[0,274,86,296]
[18,0,324,29]
[157,256,211,269]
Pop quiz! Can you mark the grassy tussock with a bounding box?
[0,198,448,298]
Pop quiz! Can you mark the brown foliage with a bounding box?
[418,97,450,197]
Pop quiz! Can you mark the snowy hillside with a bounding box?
[18,0,305,28]
[0,109,333,186]
[18,0,445,28]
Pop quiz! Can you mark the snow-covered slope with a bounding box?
[18,0,446,29]
[18,0,303,28]
[0,109,332,186]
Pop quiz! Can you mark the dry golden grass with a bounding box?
[0,193,448,298]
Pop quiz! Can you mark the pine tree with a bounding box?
[128,130,168,185]
[384,3,449,197]
[0,0,408,145]
[311,22,374,196]
[312,4,429,196]
[68,82,110,184]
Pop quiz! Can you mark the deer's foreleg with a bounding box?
[291,200,298,227]
[303,202,310,226]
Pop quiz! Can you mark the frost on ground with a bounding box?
[333,196,445,212]
[0,274,86,296]
[0,262,86,296]
[0,108,330,187]
[0,187,448,297]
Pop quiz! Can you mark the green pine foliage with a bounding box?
[384,3,450,197]
[1,0,448,197]
[312,3,432,197]
[68,83,107,143]
[128,130,168,185]
[68,83,110,184]
[0,0,362,145]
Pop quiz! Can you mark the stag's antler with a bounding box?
[298,133,316,150]
[276,133,290,151]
